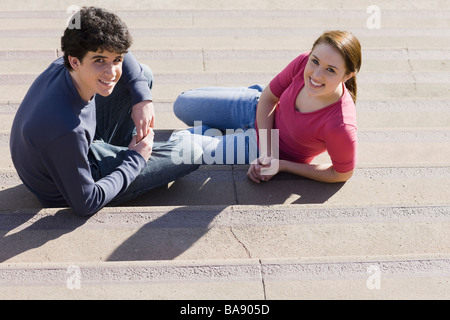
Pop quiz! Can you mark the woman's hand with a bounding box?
[247,156,281,183]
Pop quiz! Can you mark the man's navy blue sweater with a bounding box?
[10,52,151,216]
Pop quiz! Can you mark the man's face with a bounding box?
[69,49,124,101]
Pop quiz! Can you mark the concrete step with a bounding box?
[2,76,450,104]
[2,9,449,30]
[2,165,450,210]
[2,99,450,131]
[1,30,449,51]
[0,0,446,11]
[0,6,449,51]
[1,47,449,102]
[2,48,450,73]
[2,79,450,103]
[1,205,449,299]
[2,255,450,299]
[2,130,450,170]
[1,204,450,263]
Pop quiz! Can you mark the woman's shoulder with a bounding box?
[324,90,357,131]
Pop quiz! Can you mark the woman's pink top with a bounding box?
[268,51,357,173]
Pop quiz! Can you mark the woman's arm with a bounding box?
[248,158,353,184]
[255,86,279,157]
[280,160,354,183]
[247,86,279,183]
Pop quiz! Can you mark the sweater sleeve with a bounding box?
[121,51,152,105]
[41,132,146,216]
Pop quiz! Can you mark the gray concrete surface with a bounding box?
[1,0,450,300]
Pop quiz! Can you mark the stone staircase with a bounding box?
[1,0,450,300]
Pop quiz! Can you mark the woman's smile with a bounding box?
[309,77,325,88]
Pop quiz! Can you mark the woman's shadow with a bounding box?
[106,170,345,261]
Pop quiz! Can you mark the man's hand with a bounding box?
[128,127,154,161]
[131,100,155,143]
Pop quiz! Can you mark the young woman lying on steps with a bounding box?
[172,30,361,184]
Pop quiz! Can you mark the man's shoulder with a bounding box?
[15,58,90,143]
[24,57,80,109]
[38,57,67,88]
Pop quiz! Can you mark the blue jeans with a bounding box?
[173,85,264,165]
[89,65,201,205]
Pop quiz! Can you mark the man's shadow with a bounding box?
[106,205,228,261]
[0,139,345,263]
[0,183,225,263]
[0,186,88,262]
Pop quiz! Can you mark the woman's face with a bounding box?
[303,43,354,100]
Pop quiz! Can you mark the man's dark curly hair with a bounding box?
[61,7,132,71]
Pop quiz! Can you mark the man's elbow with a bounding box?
[71,203,100,217]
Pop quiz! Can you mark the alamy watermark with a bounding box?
[366,5,381,30]
[66,265,81,290]
[366,264,381,290]
[66,5,81,29]
[170,121,280,175]
[65,5,381,31]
